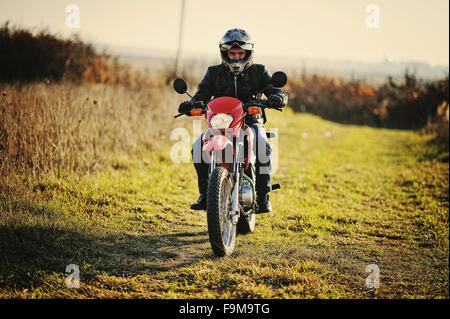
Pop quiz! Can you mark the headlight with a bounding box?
[210,113,233,129]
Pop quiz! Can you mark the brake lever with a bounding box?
[174,107,207,118]
[174,112,190,118]
[244,100,268,110]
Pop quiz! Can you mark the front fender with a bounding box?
[203,135,233,152]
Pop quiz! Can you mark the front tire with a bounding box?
[207,166,236,257]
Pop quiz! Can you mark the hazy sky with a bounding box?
[1,0,448,66]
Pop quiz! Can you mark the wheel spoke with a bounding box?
[207,167,237,257]
[219,176,234,248]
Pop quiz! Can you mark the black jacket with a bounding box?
[192,63,288,124]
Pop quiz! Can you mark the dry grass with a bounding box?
[0,81,185,176]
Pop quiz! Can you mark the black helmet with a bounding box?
[219,28,254,75]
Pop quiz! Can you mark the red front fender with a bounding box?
[202,135,233,152]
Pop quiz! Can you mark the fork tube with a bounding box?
[209,151,215,175]
[230,132,242,215]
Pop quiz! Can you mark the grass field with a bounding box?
[0,104,448,298]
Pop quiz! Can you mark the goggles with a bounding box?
[220,41,254,51]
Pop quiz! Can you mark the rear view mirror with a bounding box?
[271,72,287,88]
[173,78,188,94]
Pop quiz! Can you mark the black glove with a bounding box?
[178,100,193,113]
[268,94,284,108]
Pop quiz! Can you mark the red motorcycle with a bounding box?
[173,72,287,257]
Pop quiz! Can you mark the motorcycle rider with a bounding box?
[178,28,288,213]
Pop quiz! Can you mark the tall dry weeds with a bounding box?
[0,82,184,176]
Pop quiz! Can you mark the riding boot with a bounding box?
[191,194,207,210]
[256,193,272,213]
[192,133,209,208]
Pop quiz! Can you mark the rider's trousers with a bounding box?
[191,123,272,196]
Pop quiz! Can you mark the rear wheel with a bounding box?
[207,166,236,257]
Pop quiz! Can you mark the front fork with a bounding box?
[208,132,243,225]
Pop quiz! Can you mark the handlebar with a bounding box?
[243,99,283,112]
[174,100,207,118]
[174,99,283,118]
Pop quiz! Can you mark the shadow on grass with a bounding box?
[401,133,449,163]
[0,223,210,290]
[425,135,449,162]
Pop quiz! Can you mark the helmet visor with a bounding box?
[220,41,254,51]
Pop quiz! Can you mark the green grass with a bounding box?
[0,109,448,298]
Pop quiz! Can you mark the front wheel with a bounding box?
[207,166,236,257]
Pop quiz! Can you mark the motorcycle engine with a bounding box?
[239,181,254,209]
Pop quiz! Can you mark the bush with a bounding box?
[0,22,159,89]
[286,71,449,134]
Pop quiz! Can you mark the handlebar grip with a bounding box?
[244,99,269,109]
